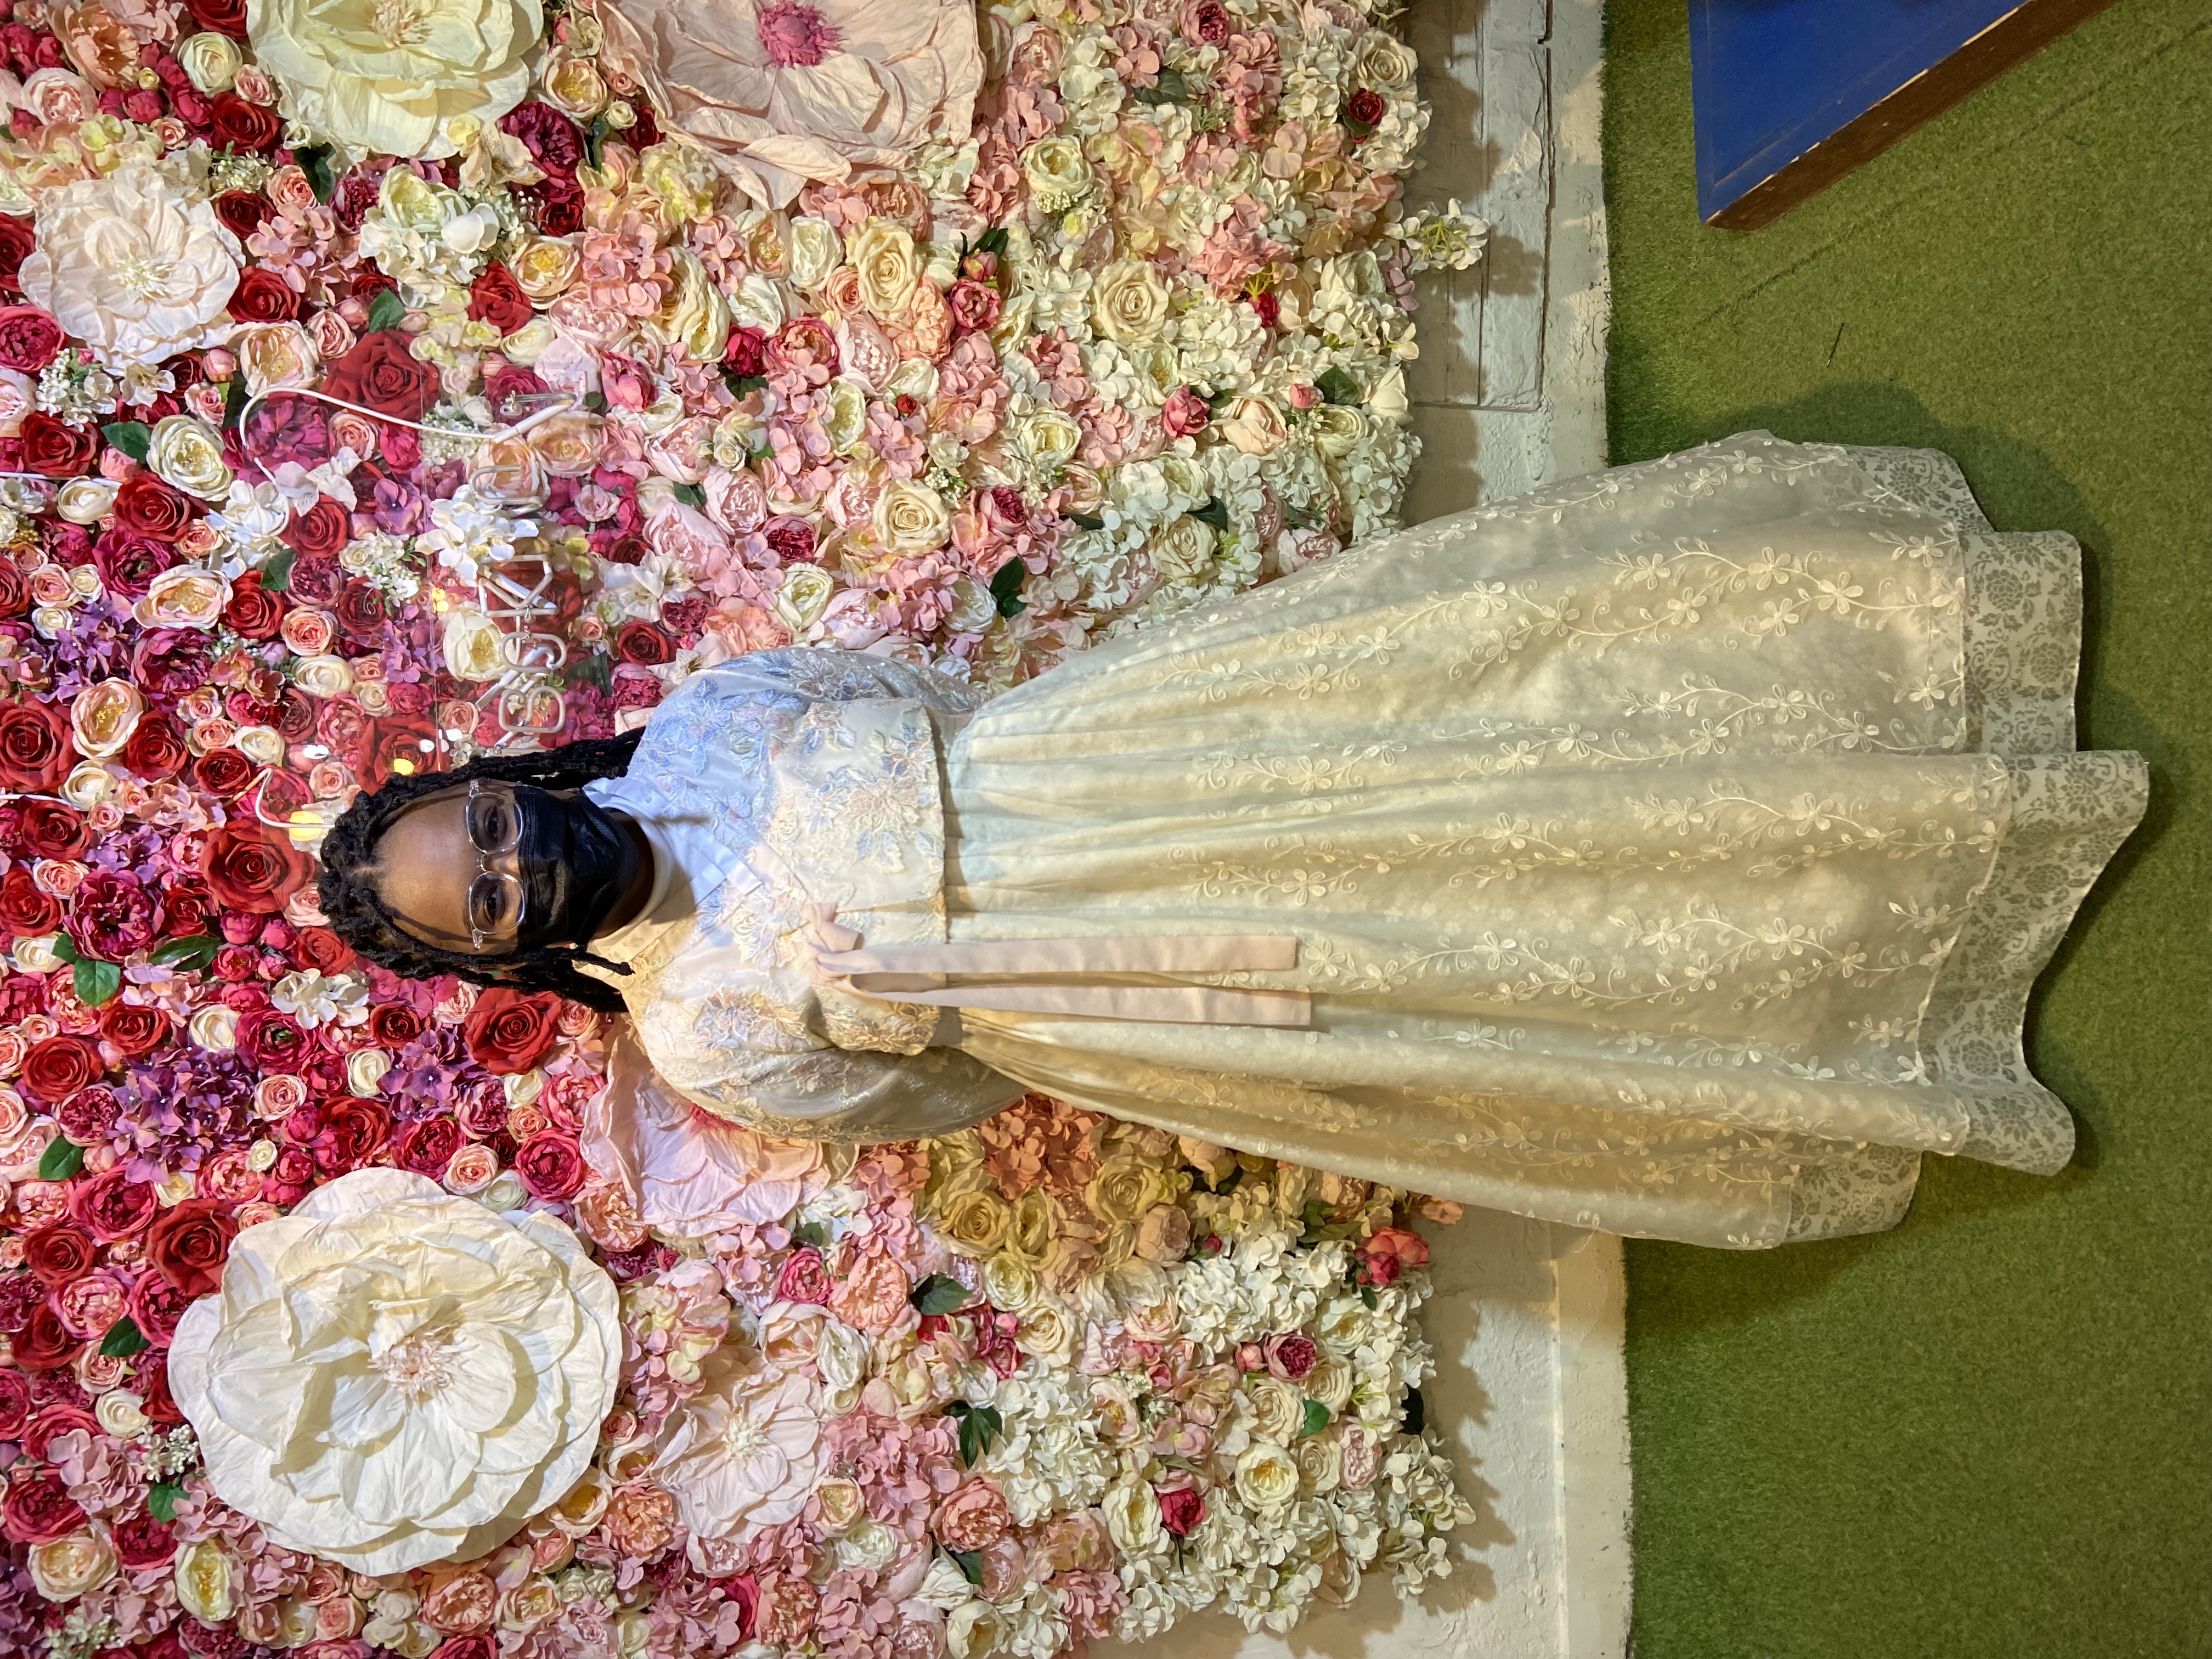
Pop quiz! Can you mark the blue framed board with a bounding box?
[1690,0,2121,229]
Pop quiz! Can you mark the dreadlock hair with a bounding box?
[317,730,646,1014]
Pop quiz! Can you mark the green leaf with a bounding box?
[584,114,611,172]
[670,482,707,507]
[948,1547,984,1588]
[1401,1386,1425,1436]
[101,421,153,463]
[1190,495,1231,532]
[973,226,1010,259]
[989,558,1027,619]
[1132,66,1193,106]
[151,934,220,972]
[583,388,610,414]
[790,1220,828,1250]
[366,287,408,335]
[722,369,769,399]
[48,934,81,964]
[1299,1398,1331,1438]
[295,143,337,203]
[100,1316,149,1359]
[147,1482,184,1523]
[910,1273,970,1316]
[259,548,297,593]
[1314,366,1363,407]
[561,651,613,696]
[74,957,122,1008]
[1064,511,1105,532]
[1358,1285,1379,1311]
[38,1138,84,1181]
[222,370,249,431]
[957,1404,1003,1469]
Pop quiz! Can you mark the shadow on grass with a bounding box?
[1620,382,2179,1331]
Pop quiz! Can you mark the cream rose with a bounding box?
[1021,136,1090,209]
[189,1005,240,1050]
[1018,408,1082,471]
[54,479,118,524]
[176,30,242,94]
[29,1532,116,1603]
[69,678,142,759]
[19,163,240,367]
[872,479,951,555]
[251,0,543,159]
[787,217,842,291]
[1353,30,1419,90]
[849,219,922,321]
[149,415,234,500]
[774,564,834,634]
[1234,1440,1301,1510]
[1245,1374,1306,1443]
[442,607,507,682]
[1216,393,1289,455]
[234,321,321,394]
[1148,514,1217,581]
[346,1048,393,1097]
[656,247,730,362]
[512,236,582,303]
[936,1187,1012,1256]
[1102,1479,1163,1555]
[1084,1155,1163,1227]
[169,1168,620,1575]
[175,1539,236,1622]
[1090,258,1171,345]
[133,568,230,630]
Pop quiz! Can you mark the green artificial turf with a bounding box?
[1601,2,2212,1655]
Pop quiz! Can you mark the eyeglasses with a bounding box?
[464,780,525,950]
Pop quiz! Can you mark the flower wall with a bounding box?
[0,0,1490,1650]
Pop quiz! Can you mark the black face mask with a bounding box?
[510,785,639,951]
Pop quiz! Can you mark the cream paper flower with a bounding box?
[651,1347,824,1540]
[17,162,240,368]
[250,0,543,160]
[594,0,983,208]
[168,1167,620,1575]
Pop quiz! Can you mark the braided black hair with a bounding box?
[317,730,645,1014]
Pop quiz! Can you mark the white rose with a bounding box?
[347,1048,393,1097]
[1235,1440,1301,1509]
[29,1532,116,1603]
[946,1601,1004,1659]
[149,415,234,500]
[726,271,787,335]
[442,607,507,682]
[55,478,119,524]
[1103,1479,1164,1554]
[1245,1374,1306,1443]
[175,30,242,94]
[189,1005,241,1051]
[1367,365,1409,424]
[292,654,358,698]
[250,0,543,158]
[20,163,239,367]
[787,217,842,290]
[96,1390,149,1436]
[848,218,921,320]
[1021,136,1090,209]
[814,1318,870,1393]
[1148,514,1217,580]
[1019,408,1082,470]
[168,1168,620,1574]
[774,564,834,634]
[59,763,115,810]
[1353,30,1419,89]
[1090,259,1171,345]
[1308,403,1369,459]
[872,479,951,554]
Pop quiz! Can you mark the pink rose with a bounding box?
[931,1479,1012,1551]
[602,1482,678,1559]
[1263,1331,1318,1382]
[1160,385,1211,438]
[827,1245,911,1335]
[775,1246,832,1305]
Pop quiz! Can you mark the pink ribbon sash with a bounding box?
[802,905,1312,1028]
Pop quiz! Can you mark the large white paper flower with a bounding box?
[595,0,982,208]
[168,1168,619,1576]
[18,162,239,368]
[249,0,543,159]
[651,1348,823,1539]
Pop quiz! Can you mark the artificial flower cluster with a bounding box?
[0,0,1483,1649]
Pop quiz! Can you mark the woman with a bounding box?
[319,433,2146,1249]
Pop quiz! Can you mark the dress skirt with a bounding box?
[933,433,2147,1249]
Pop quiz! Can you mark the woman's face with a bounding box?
[372,785,525,957]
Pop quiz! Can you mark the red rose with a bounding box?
[0,558,26,618]
[227,264,301,323]
[222,570,287,640]
[334,577,388,642]
[209,91,282,150]
[20,798,90,857]
[613,620,674,665]
[427,1638,497,1659]
[132,629,212,697]
[0,1369,27,1440]
[22,1224,96,1286]
[514,1130,586,1200]
[212,189,272,238]
[0,698,71,791]
[99,1000,172,1057]
[295,924,357,974]
[67,868,163,958]
[282,496,351,558]
[1,1470,86,1542]
[1344,86,1387,132]
[146,1199,238,1296]
[354,716,437,790]
[467,262,532,334]
[20,1403,100,1461]
[69,1166,158,1241]
[395,1114,463,1177]
[128,1272,194,1346]
[0,866,59,935]
[0,303,64,371]
[0,215,34,297]
[114,473,198,540]
[314,1097,390,1172]
[205,820,314,913]
[19,411,97,477]
[183,0,248,36]
[234,1008,307,1069]
[368,1003,425,1047]
[724,325,768,377]
[763,516,817,563]
[1156,1485,1206,1536]
[122,712,189,779]
[322,331,437,422]
[193,747,257,799]
[464,988,564,1074]
[21,1035,103,1105]
[54,1085,118,1144]
[11,1302,83,1371]
[110,1509,178,1571]
[93,529,178,599]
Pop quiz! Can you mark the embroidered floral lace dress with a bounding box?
[581,433,2146,1249]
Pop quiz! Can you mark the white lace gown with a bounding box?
[586,434,2146,1250]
